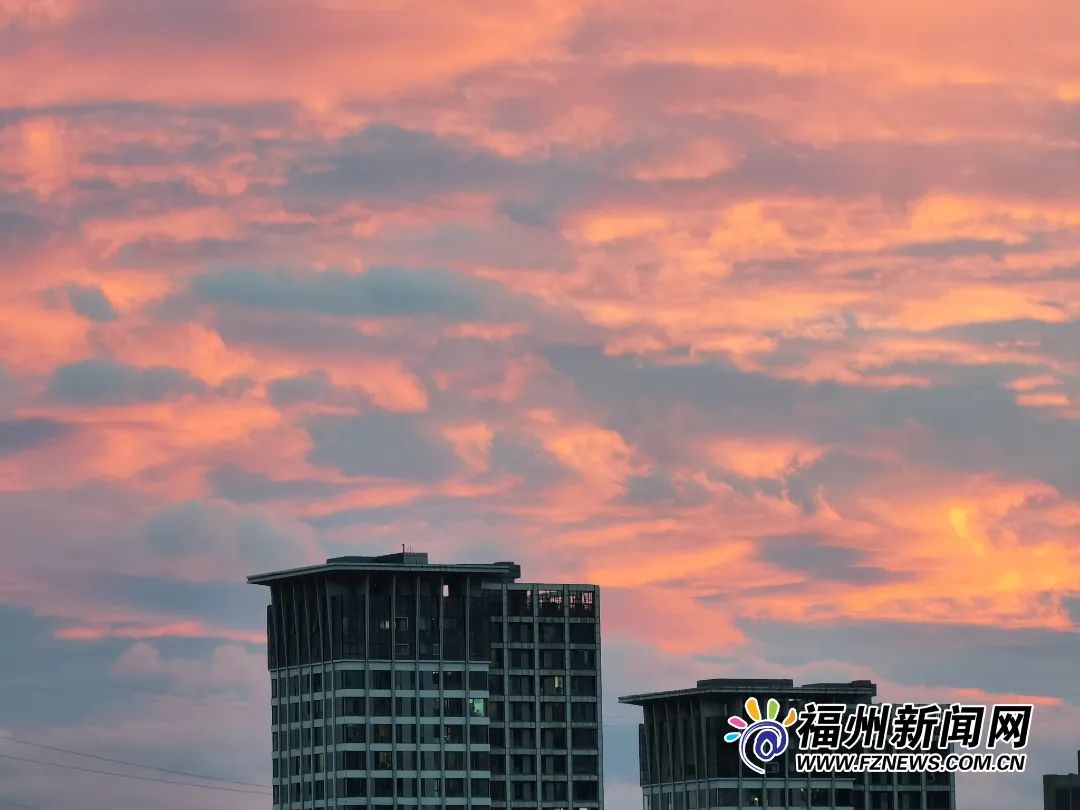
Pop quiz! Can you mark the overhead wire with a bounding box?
[0,752,271,796]
[0,734,270,790]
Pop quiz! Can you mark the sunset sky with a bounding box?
[0,1,1078,807]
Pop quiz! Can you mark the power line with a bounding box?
[0,735,269,790]
[0,799,47,810]
[0,752,271,796]
[0,680,262,712]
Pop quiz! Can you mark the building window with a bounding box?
[572,728,598,749]
[538,589,564,616]
[542,755,567,775]
[574,780,599,801]
[573,754,598,775]
[539,622,564,643]
[570,647,595,669]
[442,723,465,744]
[508,622,534,643]
[571,675,596,696]
[470,724,488,745]
[570,702,596,722]
[541,701,566,722]
[540,675,565,696]
[511,754,536,775]
[510,701,536,722]
[540,649,565,669]
[372,723,393,744]
[338,696,365,716]
[569,590,595,617]
[336,670,365,689]
[338,723,365,743]
[569,623,594,643]
[508,590,533,616]
[509,675,534,696]
[511,727,536,748]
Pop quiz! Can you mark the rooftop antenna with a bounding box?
[402,543,406,555]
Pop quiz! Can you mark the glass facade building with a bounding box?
[620,678,955,810]
[249,552,603,809]
[1043,751,1080,809]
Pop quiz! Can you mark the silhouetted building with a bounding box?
[249,551,603,809]
[1044,751,1080,809]
[620,678,954,810]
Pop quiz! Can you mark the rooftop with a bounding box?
[248,551,522,585]
[619,678,877,706]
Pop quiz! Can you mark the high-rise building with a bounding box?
[249,551,604,809]
[620,678,955,810]
[1044,751,1080,809]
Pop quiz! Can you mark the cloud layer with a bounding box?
[0,2,1077,808]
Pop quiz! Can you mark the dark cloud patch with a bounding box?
[623,471,678,504]
[211,308,382,353]
[755,533,905,585]
[860,359,1044,388]
[935,318,1080,364]
[897,237,1013,260]
[0,418,72,457]
[208,464,352,504]
[1065,597,1080,626]
[741,618,1080,702]
[266,369,337,407]
[498,199,559,229]
[785,451,895,514]
[78,573,265,631]
[48,358,206,404]
[307,495,520,532]
[143,499,309,573]
[113,235,258,268]
[0,605,130,728]
[0,364,18,417]
[194,265,528,321]
[622,469,712,507]
[367,220,575,273]
[285,123,596,209]
[708,139,1080,204]
[0,209,51,255]
[547,345,1080,494]
[486,431,567,488]
[65,283,118,321]
[304,413,458,481]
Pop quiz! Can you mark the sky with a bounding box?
[0,0,1077,807]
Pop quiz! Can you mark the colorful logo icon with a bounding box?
[724,697,799,775]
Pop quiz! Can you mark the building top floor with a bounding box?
[620,678,878,707]
[249,551,524,586]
